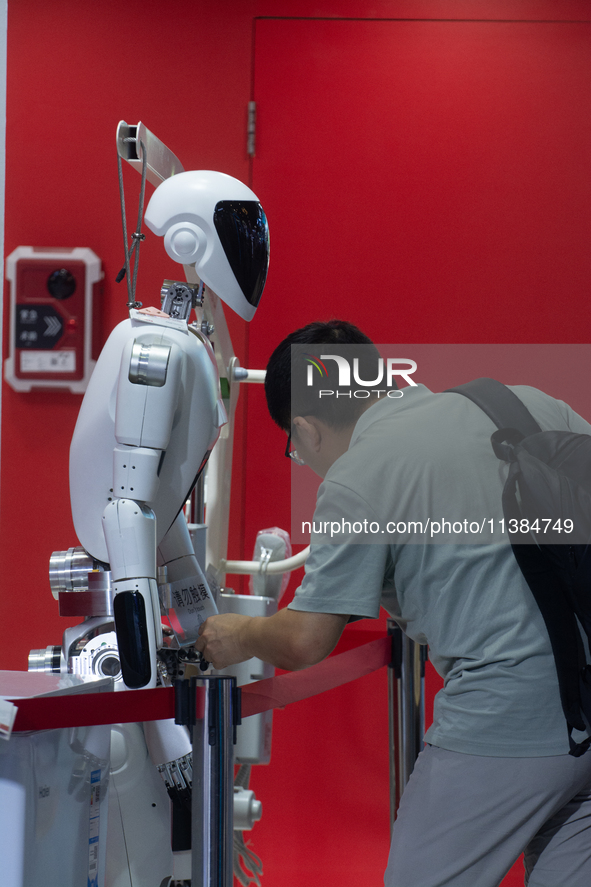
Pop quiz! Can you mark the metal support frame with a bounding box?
[388,620,427,830]
[191,676,238,887]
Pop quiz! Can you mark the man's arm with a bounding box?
[194,608,349,670]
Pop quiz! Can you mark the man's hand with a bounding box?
[194,607,349,671]
[195,613,252,669]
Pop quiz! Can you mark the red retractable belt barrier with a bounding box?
[9,634,392,732]
[241,636,391,718]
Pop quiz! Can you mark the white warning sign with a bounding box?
[20,350,76,373]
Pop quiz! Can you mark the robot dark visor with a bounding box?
[213,201,269,309]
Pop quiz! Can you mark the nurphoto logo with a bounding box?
[305,353,418,399]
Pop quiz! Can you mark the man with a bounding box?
[196,320,591,887]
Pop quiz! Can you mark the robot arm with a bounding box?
[102,333,185,688]
[157,512,218,647]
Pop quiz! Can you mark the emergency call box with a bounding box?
[4,246,103,393]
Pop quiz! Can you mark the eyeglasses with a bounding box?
[285,428,306,465]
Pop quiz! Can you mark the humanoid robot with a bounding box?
[67,168,269,690]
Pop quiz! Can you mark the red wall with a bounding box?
[2,3,590,886]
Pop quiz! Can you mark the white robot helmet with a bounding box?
[143,170,269,322]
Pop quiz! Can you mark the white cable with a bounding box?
[222,546,310,575]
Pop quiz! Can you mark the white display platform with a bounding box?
[0,671,113,887]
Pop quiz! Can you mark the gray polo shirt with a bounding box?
[288,384,591,756]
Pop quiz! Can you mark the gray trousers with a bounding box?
[384,744,591,887]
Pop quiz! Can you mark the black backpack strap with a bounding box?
[446,377,542,437]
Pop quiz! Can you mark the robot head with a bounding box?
[144,170,269,322]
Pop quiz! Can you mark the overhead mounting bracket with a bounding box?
[116,120,185,187]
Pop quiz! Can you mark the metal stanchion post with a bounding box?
[387,620,427,832]
[192,675,238,887]
[388,621,402,830]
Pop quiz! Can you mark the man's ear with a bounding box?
[293,415,323,452]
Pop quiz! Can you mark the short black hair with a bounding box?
[265,319,386,431]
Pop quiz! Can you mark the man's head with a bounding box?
[265,320,383,429]
[265,319,389,476]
